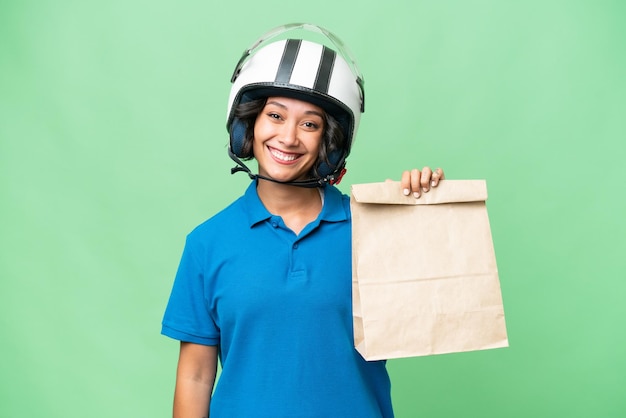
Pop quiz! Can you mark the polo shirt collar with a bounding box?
[243,181,349,228]
[319,184,349,223]
[243,181,272,227]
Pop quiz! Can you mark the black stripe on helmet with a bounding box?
[314,46,336,94]
[275,39,301,83]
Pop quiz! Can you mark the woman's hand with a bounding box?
[400,167,445,198]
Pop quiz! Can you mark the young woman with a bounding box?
[162,24,444,417]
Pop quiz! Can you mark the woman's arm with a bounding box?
[173,342,218,418]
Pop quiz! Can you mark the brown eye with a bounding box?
[303,121,322,130]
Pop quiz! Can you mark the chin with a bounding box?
[263,165,315,182]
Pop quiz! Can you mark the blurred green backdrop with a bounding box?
[1,0,624,417]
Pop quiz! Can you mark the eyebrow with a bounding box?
[266,100,325,118]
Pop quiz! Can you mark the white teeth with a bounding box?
[270,148,299,162]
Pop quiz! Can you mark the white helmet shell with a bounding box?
[226,24,365,182]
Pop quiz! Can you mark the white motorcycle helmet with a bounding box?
[226,23,365,187]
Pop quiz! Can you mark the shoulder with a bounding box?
[187,196,246,242]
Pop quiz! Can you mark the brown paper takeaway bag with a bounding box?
[351,180,508,361]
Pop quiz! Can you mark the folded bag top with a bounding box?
[350,179,488,206]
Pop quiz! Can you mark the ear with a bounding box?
[230,118,247,157]
[316,149,344,178]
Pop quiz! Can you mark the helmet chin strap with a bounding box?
[227,147,343,188]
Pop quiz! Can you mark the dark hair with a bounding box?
[233,98,346,178]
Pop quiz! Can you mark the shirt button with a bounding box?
[271,221,278,228]
[293,243,299,249]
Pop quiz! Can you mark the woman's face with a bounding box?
[253,96,324,183]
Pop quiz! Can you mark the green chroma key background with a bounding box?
[1,0,624,416]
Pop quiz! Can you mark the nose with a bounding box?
[278,122,299,146]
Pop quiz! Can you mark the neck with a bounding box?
[257,179,321,212]
[256,179,323,235]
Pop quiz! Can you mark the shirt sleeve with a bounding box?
[161,235,220,346]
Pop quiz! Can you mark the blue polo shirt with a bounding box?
[162,181,393,417]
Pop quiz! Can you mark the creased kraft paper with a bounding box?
[351,180,508,360]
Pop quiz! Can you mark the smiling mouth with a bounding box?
[269,147,302,163]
